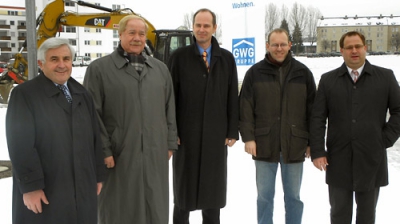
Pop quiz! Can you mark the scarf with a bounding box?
[117,44,148,74]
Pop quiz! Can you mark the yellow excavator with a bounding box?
[0,0,193,103]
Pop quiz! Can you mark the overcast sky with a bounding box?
[1,0,399,29]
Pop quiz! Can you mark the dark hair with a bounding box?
[339,31,366,48]
[267,28,290,43]
[193,8,216,26]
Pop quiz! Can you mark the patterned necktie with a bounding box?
[57,84,72,104]
[202,51,209,72]
[352,70,359,82]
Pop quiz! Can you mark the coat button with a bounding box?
[203,74,206,77]
[353,86,357,89]
[352,119,356,123]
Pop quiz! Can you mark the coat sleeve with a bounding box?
[382,70,400,148]
[239,68,255,142]
[310,74,329,160]
[305,68,317,133]
[226,54,239,140]
[83,62,113,158]
[163,64,178,150]
[6,87,45,193]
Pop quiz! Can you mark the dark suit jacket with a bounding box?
[6,73,105,224]
[310,60,400,191]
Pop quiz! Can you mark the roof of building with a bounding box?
[318,15,400,27]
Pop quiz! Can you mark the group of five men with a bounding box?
[6,7,400,224]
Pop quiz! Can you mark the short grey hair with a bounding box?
[37,37,75,63]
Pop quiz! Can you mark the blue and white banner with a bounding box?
[221,0,265,80]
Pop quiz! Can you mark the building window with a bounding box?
[64,27,76,33]
[11,43,16,47]
[69,39,76,46]
[96,28,101,33]
[94,3,100,6]
[96,53,102,58]
[112,4,121,10]
[85,53,91,57]
[10,21,15,25]
[65,2,76,7]
[96,41,102,45]
[84,40,90,45]
[84,27,90,33]
[113,41,119,50]
[113,30,119,38]
[8,11,18,15]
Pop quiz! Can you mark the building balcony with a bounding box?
[0,47,12,52]
[0,25,11,29]
[0,36,11,40]
[17,25,26,30]
[18,36,26,41]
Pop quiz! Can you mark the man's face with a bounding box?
[119,18,146,55]
[38,45,72,85]
[340,35,367,70]
[193,11,217,47]
[266,32,292,63]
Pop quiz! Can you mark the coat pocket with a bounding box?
[289,126,309,161]
[254,127,273,158]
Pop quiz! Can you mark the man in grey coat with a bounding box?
[6,37,105,224]
[310,31,400,224]
[83,15,177,224]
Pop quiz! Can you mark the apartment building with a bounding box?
[317,16,400,53]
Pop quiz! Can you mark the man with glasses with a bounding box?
[239,28,316,224]
[310,31,400,224]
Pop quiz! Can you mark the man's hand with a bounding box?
[245,140,257,156]
[305,146,311,158]
[97,182,103,195]
[23,189,49,214]
[225,138,237,147]
[313,157,328,171]
[104,156,115,169]
[168,150,174,160]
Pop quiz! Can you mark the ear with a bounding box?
[37,60,43,69]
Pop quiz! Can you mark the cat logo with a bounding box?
[85,17,111,27]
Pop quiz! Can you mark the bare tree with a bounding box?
[289,2,308,33]
[265,3,279,36]
[280,4,289,23]
[392,32,400,52]
[321,39,330,52]
[306,6,322,46]
[182,12,194,30]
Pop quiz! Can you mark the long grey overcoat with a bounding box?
[310,60,400,191]
[6,73,105,224]
[167,36,239,210]
[83,50,177,224]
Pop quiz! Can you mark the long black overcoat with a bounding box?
[310,60,400,191]
[6,73,105,224]
[168,36,239,210]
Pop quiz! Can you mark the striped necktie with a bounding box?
[202,51,209,72]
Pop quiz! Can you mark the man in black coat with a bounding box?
[6,37,105,224]
[167,8,239,224]
[310,31,400,224]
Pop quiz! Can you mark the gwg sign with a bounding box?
[232,38,255,66]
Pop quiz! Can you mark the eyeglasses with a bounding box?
[269,43,289,49]
[343,44,364,50]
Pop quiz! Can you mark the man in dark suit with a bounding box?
[6,37,105,224]
[167,8,239,224]
[310,31,400,224]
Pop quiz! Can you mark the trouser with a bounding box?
[173,204,220,224]
[329,185,380,224]
[255,155,304,224]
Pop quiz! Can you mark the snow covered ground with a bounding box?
[1,55,400,223]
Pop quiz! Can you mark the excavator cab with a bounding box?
[153,30,193,64]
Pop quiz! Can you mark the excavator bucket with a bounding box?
[0,80,14,104]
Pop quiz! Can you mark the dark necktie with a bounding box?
[352,70,359,82]
[57,84,72,104]
[202,51,209,72]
